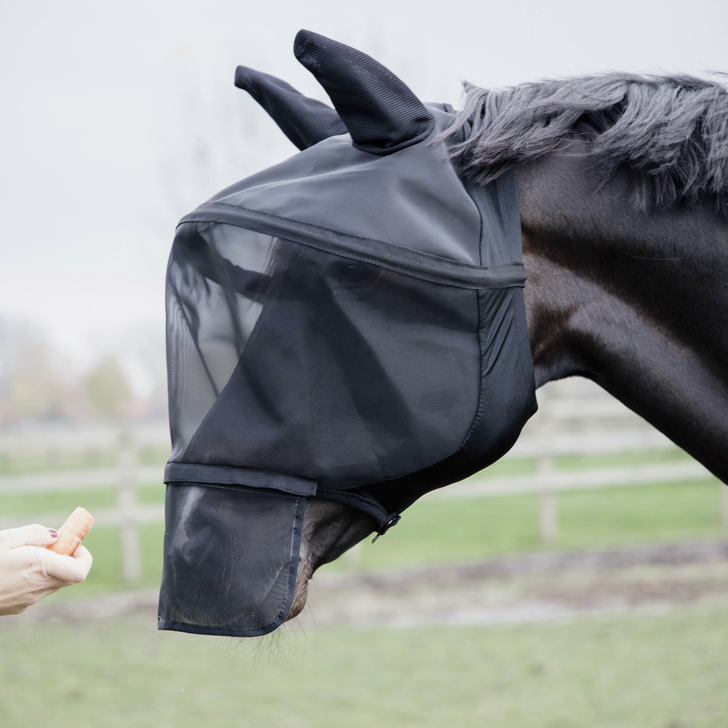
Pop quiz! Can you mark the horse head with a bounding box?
[158,31,537,637]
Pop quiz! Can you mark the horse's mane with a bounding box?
[440,73,728,209]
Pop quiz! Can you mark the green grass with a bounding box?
[1,603,727,727]
[8,476,722,597]
[53,477,726,595]
[0,446,169,476]
[0,451,724,593]
[553,446,691,471]
[325,478,724,572]
[1,451,725,726]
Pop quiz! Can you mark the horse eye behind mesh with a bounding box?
[329,261,378,288]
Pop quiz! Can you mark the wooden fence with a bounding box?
[0,381,724,581]
[0,422,169,583]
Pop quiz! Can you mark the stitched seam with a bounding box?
[497,174,510,230]
[336,288,486,494]
[352,118,435,156]
[164,462,317,497]
[457,290,487,451]
[511,291,535,405]
[186,203,482,270]
[164,480,301,501]
[315,488,390,527]
[179,203,526,290]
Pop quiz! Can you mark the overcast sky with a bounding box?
[2,0,727,370]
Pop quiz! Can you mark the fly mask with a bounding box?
[158,30,537,637]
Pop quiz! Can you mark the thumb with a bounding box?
[0,523,59,550]
[44,545,93,583]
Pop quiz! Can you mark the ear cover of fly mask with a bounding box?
[293,29,434,154]
[234,65,346,150]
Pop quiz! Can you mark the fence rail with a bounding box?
[0,465,163,494]
[0,382,725,580]
[427,462,716,500]
[0,425,167,581]
[0,504,163,532]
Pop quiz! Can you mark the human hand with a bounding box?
[0,524,93,616]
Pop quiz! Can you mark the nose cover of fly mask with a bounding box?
[158,31,537,637]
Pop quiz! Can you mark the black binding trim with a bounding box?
[179,202,526,291]
[164,462,317,497]
[165,464,399,531]
[316,486,400,533]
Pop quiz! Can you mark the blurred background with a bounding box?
[2,1,728,726]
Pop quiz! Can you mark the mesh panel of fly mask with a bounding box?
[159,30,537,637]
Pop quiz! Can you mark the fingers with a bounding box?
[72,545,93,579]
[1,604,28,616]
[42,545,93,584]
[0,524,59,550]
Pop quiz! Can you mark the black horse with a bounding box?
[161,32,728,633]
[289,73,728,621]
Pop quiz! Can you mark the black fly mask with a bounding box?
[158,31,537,637]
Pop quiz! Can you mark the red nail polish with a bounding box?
[48,529,58,538]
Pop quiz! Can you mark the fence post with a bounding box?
[720,484,728,534]
[536,389,558,545]
[117,429,141,583]
[538,454,557,544]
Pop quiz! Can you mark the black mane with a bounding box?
[441,73,728,209]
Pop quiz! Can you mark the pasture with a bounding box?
[1,603,727,727]
[1,423,725,726]
[0,447,722,597]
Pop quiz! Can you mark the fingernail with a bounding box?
[48,529,58,538]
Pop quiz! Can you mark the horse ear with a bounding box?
[293,30,434,156]
[234,66,347,151]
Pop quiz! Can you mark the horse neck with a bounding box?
[514,150,728,482]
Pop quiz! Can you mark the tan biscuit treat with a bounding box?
[47,507,95,556]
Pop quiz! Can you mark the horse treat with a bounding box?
[47,507,95,557]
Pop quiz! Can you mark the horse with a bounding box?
[289,74,728,622]
[160,31,728,635]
